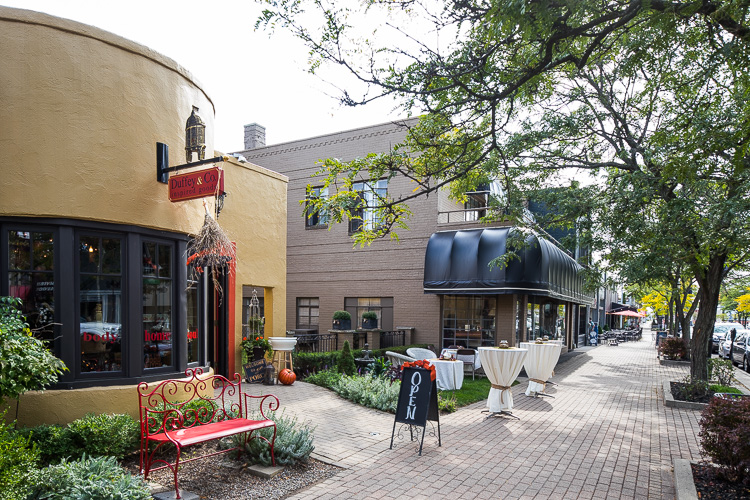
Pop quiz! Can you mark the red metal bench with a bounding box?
[138,368,278,499]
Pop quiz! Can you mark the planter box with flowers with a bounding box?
[332,310,351,331]
[241,335,272,361]
[361,311,378,330]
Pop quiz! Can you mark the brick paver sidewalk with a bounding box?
[247,332,702,499]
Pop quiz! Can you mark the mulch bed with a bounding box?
[670,381,717,404]
[692,463,750,499]
[121,442,339,499]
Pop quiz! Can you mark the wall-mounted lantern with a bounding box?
[185,106,206,163]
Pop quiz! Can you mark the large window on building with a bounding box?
[349,180,387,233]
[8,230,55,342]
[79,234,122,373]
[344,297,394,331]
[296,297,319,331]
[142,241,173,370]
[2,220,205,386]
[442,296,495,348]
[305,187,328,228]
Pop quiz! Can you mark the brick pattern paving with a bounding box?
[245,332,703,499]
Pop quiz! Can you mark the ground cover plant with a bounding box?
[220,410,315,466]
[29,454,151,500]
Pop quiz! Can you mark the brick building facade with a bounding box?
[235,120,595,352]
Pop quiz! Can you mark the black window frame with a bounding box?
[305,186,329,229]
[0,217,206,389]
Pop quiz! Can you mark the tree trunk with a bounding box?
[690,256,726,381]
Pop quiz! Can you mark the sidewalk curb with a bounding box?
[673,459,699,500]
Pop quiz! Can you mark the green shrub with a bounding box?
[294,344,427,377]
[337,340,357,376]
[30,454,151,500]
[700,396,750,484]
[304,369,343,388]
[67,413,139,459]
[0,412,39,500]
[332,310,351,320]
[438,392,457,413]
[18,423,77,464]
[331,374,400,412]
[0,296,67,403]
[660,337,687,360]
[229,410,314,466]
[362,311,377,320]
[709,358,735,386]
[367,357,391,378]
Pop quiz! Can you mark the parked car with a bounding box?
[719,328,747,360]
[712,322,744,353]
[731,331,750,371]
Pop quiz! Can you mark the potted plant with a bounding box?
[332,310,351,330]
[361,311,378,329]
[241,335,271,361]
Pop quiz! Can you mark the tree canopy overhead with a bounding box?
[257,0,750,379]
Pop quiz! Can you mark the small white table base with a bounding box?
[520,342,562,398]
[478,347,527,418]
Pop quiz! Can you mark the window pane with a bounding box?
[33,232,54,271]
[102,238,121,274]
[80,276,122,373]
[9,231,30,270]
[187,279,199,364]
[80,236,100,273]
[143,242,157,277]
[158,245,172,278]
[143,242,173,369]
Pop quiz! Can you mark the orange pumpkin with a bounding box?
[278,368,296,385]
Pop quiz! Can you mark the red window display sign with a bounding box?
[168,167,224,202]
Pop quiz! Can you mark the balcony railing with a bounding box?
[380,330,406,348]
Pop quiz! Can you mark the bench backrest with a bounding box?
[137,368,270,436]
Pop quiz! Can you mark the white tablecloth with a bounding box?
[429,359,464,391]
[478,347,527,412]
[441,349,482,370]
[519,342,562,396]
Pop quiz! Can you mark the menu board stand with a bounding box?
[390,367,441,455]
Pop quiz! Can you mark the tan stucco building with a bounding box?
[0,6,287,426]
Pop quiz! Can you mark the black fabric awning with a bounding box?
[609,302,638,313]
[423,227,594,305]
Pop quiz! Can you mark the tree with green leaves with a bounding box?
[0,297,67,404]
[258,0,750,380]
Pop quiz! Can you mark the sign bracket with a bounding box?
[156,142,228,183]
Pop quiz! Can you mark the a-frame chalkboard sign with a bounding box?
[390,366,441,455]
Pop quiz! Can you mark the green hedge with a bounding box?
[293,344,427,378]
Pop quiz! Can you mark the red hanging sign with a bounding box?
[168,167,224,202]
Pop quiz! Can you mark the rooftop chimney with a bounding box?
[244,123,266,150]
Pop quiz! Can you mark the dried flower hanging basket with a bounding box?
[186,206,236,273]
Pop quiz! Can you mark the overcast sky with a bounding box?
[2,0,403,153]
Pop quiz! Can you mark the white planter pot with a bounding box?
[269,337,297,351]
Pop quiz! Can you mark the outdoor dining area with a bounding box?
[385,339,564,419]
[600,327,643,346]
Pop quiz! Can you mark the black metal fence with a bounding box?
[379,330,406,349]
[288,331,338,353]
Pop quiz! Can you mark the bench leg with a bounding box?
[173,446,183,500]
[270,425,277,467]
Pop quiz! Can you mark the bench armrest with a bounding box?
[241,393,280,420]
[142,407,186,437]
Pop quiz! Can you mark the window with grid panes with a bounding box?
[296,298,319,330]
